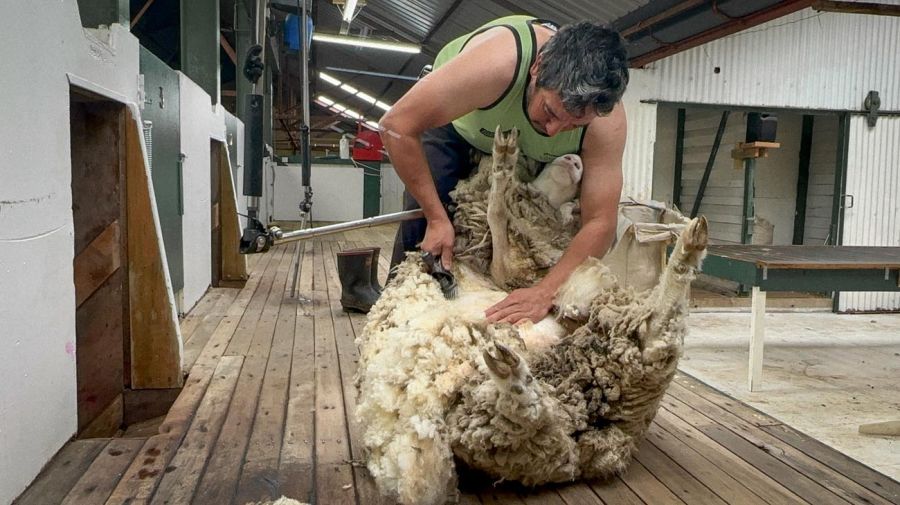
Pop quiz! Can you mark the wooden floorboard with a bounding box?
[14,231,900,505]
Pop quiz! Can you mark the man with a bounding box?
[379,16,629,324]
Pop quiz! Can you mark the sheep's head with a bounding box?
[529,154,584,209]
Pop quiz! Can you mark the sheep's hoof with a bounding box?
[678,216,709,269]
[482,343,520,380]
[684,215,709,251]
[491,126,519,170]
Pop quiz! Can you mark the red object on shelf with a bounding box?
[352,123,384,161]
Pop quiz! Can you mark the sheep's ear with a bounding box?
[483,350,511,379]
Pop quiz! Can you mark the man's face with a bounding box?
[526,66,596,136]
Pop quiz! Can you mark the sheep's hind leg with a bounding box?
[487,127,519,286]
[669,215,709,271]
[643,216,709,350]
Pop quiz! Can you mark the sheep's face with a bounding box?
[530,154,584,209]
[548,154,583,188]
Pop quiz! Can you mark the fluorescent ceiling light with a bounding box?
[316,95,335,106]
[319,72,341,86]
[340,83,359,95]
[374,100,391,111]
[356,91,377,104]
[365,120,380,130]
[342,0,358,23]
[312,33,421,54]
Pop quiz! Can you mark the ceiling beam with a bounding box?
[131,0,157,28]
[619,0,707,38]
[812,1,900,16]
[629,0,817,68]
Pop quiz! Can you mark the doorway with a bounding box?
[70,89,129,438]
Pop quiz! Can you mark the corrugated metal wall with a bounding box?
[646,8,900,111]
[839,116,900,312]
[621,69,656,201]
[803,116,839,245]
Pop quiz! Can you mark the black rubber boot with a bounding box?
[368,247,383,294]
[336,248,382,313]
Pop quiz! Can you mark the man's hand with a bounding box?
[421,217,456,269]
[485,285,554,324]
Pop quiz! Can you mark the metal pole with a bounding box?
[291,0,313,298]
[741,157,756,244]
[272,209,425,244]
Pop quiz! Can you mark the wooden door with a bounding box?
[211,140,222,286]
[70,93,128,437]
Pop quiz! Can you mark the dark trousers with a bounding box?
[390,124,476,268]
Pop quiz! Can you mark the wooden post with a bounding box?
[219,142,249,285]
[126,108,183,389]
[748,286,767,391]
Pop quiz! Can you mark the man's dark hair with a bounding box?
[536,22,630,117]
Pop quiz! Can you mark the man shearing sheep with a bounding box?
[380,16,629,324]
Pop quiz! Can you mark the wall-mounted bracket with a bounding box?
[732,141,780,170]
[864,90,880,127]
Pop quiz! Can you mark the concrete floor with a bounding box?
[680,310,900,481]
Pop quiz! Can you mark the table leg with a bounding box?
[748,286,766,391]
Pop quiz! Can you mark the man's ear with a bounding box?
[529,53,542,79]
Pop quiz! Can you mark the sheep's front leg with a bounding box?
[487,127,519,287]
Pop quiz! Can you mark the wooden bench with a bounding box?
[700,245,900,391]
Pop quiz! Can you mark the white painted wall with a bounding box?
[620,68,657,201]
[679,109,748,244]
[380,163,404,214]
[0,4,144,503]
[840,116,900,312]
[178,75,229,312]
[754,113,802,246]
[651,105,677,205]
[0,2,240,499]
[804,116,839,245]
[273,163,366,222]
[675,109,801,245]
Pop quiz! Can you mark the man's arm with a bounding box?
[378,29,519,267]
[485,102,627,323]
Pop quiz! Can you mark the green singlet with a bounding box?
[432,15,587,163]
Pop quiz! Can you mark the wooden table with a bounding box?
[700,245,900,391]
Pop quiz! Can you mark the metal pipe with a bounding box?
[324,66,420,81]
[271,209,424,243]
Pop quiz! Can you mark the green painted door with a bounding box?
[140,47,184,294]
[360,161,381,218]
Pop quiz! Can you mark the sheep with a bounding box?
[448,215,708,484]
[355,127,708,505]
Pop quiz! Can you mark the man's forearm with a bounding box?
[537,218,616,297]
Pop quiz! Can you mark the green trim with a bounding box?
[673,108,685,210]
[76,0,128,27]
[701,254,900,292]
[792,115,814,244]
[741,157,756,244]
[180,0,220,103]
[830,113,852,310]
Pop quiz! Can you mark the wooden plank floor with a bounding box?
[14,227,900,505]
